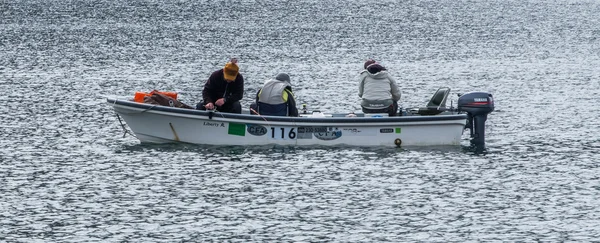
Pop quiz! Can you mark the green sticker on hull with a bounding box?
[228,123,246,136]
[395,128,401,133]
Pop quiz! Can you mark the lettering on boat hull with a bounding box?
[380,128,394,133]
[203,122,224,127]
[314,130,342,141]
[247,124,268,136]
[380,128,401,134]
[297,127,328,133]
[297,126,328,139]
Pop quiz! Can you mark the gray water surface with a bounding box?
[1,0,600,242]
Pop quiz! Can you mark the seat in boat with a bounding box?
[416,87,451,115]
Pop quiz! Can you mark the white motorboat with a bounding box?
[107,88,494,148]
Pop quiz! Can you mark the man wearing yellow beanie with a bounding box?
[196,58,244,113]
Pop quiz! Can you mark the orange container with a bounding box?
[134,92,148,103]
[133,91,178,103]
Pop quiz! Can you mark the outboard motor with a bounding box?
[457,92,494,150]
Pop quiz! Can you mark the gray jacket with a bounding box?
[258,79,292,104]
[358,70,401,108]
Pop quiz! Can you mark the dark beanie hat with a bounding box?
[367,63,387,74]
[275,73,291,83]
[364,59,376,69]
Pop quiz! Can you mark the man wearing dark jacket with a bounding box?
[196,58,244,113]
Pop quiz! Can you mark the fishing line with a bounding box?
[250,107,272,128]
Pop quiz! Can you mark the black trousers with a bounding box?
[196,100,242,114]
[362,101,398,117]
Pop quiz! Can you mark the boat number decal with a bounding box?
[380,128,401,134]
[298,127,328,133]
[380,128,394,133]
[270,127,296,139]
[204,121,225,127]
[297,126,328,139]
[247,124,268,136]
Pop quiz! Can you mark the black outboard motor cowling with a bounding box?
[457,92,494,150]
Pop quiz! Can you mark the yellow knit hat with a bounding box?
[223,61,239,81]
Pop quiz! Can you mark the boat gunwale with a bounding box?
[107,98,468,124]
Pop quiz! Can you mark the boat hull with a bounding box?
[107,99,468,147]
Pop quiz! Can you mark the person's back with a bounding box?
[251,73,299,117]
[358,61,401,116]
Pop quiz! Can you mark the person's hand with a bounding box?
[204,102,214,110]
[215,98,225,106]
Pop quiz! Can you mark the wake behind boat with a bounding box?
[107,88,494,149]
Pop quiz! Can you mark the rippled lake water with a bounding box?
[1,0,600,241]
